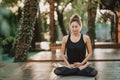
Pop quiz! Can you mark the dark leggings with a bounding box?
[54,66,97,77]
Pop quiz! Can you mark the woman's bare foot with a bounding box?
[52,63,58,68]
[78,63,90,70]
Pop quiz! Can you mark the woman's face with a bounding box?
[69,21,81,34]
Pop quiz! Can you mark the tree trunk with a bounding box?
[13,0,39,62]
[110,13,117,42]
[114,12,118,43]
[87,0,97,47]
[55,0,73,36]
[57,10,67,36]
[31,10,43,49]
[48,0,55,43]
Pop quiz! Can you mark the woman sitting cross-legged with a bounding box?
[54,13,98,77]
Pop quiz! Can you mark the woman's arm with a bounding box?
[81,35,92,65]
[61,36,71,67]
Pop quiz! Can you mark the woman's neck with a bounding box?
[71,33,81,37]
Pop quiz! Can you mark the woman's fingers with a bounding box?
[74,62,82,66]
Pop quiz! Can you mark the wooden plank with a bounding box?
[94,44,120,48]
[27,59,120,62]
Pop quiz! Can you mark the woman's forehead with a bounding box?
[70,21,80,25]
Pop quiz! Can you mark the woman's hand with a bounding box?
[67,64,75,68]
[73,62,83,67]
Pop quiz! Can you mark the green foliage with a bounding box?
[2,36,14,45]
[41,14,48,32]
[87,0,98,10]
[1,0,23,7]
[1,36,14,53]
[0,38,3,46]
[55,0,68,4]
[0,38,3,53]
[114,0,120,11]
[0,5,18,38]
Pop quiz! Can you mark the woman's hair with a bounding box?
[69,14,82,26]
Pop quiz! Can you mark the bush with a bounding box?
[2,36,14,53]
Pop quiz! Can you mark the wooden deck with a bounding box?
[0,61,120,80]
[0,48,120,80]
[0,63,96,80]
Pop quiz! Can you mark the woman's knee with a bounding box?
[54,68,62,75]
[90,69,98,77]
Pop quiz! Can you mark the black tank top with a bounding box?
[66,34,86,64]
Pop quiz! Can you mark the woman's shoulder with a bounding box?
[62,35,69,43]
[82,34,90,43]
[83,34,90,38]
[62,35,69,40]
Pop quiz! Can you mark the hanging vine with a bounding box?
[13,0,39,62]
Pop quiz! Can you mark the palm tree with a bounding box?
[13,0,39,62]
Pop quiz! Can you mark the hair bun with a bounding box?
[70,14,81,26]
[70,14,81,21]
[73,15,79,20]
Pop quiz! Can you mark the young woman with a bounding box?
[54,14,97,77]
